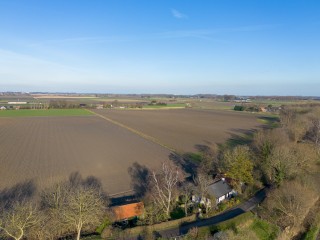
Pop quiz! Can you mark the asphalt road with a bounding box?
[125,187,269,239]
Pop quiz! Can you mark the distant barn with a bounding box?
[8,102,27,104]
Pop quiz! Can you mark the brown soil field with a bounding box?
[0,109,265,196]
[92,109,264,153]
[0,116,171,194]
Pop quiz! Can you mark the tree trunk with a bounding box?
[184,202,188,217]
[166,192,171,217]
[76,224,82,240]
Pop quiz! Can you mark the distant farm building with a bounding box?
[7,102,27,104]
[112,202,144,222]
[96,104,103,109]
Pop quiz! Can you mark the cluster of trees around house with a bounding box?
[0,104,319,239]
[48,100,89,109]
[212,104,320,239]
[48,100,149,109]
[148,100,167,106]
[127,104,320,239]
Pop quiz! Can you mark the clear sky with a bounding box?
[0,0,319,95]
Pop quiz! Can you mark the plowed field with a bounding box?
[93,109,262,152]
[0,109,264,195]
[0,116,171,194]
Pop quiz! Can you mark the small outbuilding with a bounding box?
[112,202,144,222]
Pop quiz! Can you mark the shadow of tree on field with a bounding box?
[0,179,37,209]
[109,194,137,207]
[128,162,150,198]
[68,172,103,191]
[169,152,199,177]
[168,129,256,178]
[67,172,111,205]
[169,144,218,177]
[221,128,256,149]
[257,116,280,128]
[194,144,212,154]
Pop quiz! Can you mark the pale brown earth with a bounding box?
[93,108,263,153]
[0,116,171,194]
[0,109,264,195]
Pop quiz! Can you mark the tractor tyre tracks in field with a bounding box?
[87,109,177,153]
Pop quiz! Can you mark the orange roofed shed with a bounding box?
[113,202,144,221]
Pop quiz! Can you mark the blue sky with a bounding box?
[0,0,319,95]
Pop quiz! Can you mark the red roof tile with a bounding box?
[113,202,144,221]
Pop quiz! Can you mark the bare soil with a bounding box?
[0,109,264,195]
[0,116,171,194]
[93,108,263,152]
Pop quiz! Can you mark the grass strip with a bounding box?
[0,109,93,117]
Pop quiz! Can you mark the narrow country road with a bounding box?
[124,187,269,240]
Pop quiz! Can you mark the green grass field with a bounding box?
[0,109,93,117]
[206,212,279,239]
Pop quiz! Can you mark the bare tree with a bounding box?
[253,128,289,161]
[139,202,167,225]
[0,201,39,240]
[193,172,211,200]
[263,143,316,186]
[280,107,297,128]
[261,181,318,235]
[180,182,194,217]
[194,172,214,215]
[40,174,107,240]
[62,186,106,240]
[150,161,180,218]
[39,183,72,239]
[195,144,220,175]
[265,146,299,185]
[307,117,320,153]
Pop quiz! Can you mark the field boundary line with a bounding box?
[86,109,176,152]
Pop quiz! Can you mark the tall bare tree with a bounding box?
[180,182,194,217]
[62,186,106,240]
[0,201,39,240]
[194,172,215,215]
[40,174,107,240]
[193,172,211,200]
[307,117,320,153]
[150,161,180,218]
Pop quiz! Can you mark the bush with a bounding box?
[96,217,111,234]
[170,207,185,219]
[234,105,245,111]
